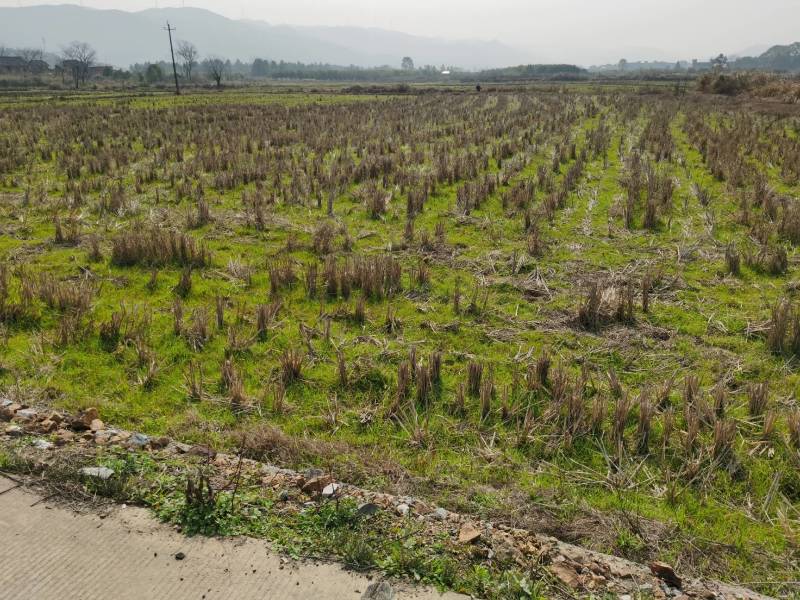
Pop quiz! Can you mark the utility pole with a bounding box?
[164,21,180,96]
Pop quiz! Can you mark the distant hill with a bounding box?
[734,42,800,71]
[0,4,533,70]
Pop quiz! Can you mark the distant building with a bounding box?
[0,56,26,73]
[691,59,712,71]
[28,60,49,74]
[0,56,51,74]
[88,64,113,78]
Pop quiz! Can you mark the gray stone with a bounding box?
[356,502,381,517]
[79,466,115,480]
[431,507,449,520]
[15,408,37,421]
[395,503,410,516]
[127,433,150,448]
[171,441,192,453]
[322,483,341,498]
[32,439,54,450]
[361,580,395,600]
[304,468,324,479]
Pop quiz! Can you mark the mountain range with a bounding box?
[0,4,534,70]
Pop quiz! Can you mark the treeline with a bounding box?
[129,57,588,84]
[460,64,588,82]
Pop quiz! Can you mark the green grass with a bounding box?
[0,87,798,595]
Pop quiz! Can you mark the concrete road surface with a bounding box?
[0,476,467,600]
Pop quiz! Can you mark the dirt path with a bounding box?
[0,476,466,600]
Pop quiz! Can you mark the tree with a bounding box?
[711,53,728,73]
[145,63,164,84]
[176,40,198,81]
[618,58,628,72]
[61,41,96,89]
[18,48,44,75]
[204,57,226,88]
[401,56,415,71]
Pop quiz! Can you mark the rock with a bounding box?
[300,475,332,496]
[361,580,395,600]
[32,439,54,450]
[175,552,186,561]
[4,424,23,437]
[356,502,381,517]
[304,468,325,479]
[650,561,682,589]
[491,532,524,564]
[551,563,581,589]
[170,441,192,453]
[458,521,482,544]
[150,436,170,449]
[36,419,58,434]
[187,444,216,458]
[70,408,99,431]
[431,507,449,521]
[127,433,150,449]
[395,503,410,516]
[94,430,115,445]
[0,403,21,421]
[14,408,37,422]
[278,490,290,502]
[89,419,104,432]
[322,482,341,498]
[54,430,75,445]
[79,466,115,480]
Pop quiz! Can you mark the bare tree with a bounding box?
[18,48,44,73]
[62,41,96,89]
[204,57,226,88]
[176,40,198,82]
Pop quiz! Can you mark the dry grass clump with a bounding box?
[36,273,95,314]
[183,307,211,351]
[280,348,304,384]
[111,226,210,268]
[747,383,769,418]
[256,301,281,341]
[268,260,297,296]
[577,281,634,331]
[766,298,800,356]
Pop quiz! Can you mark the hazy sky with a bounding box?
[3,0,799,63]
